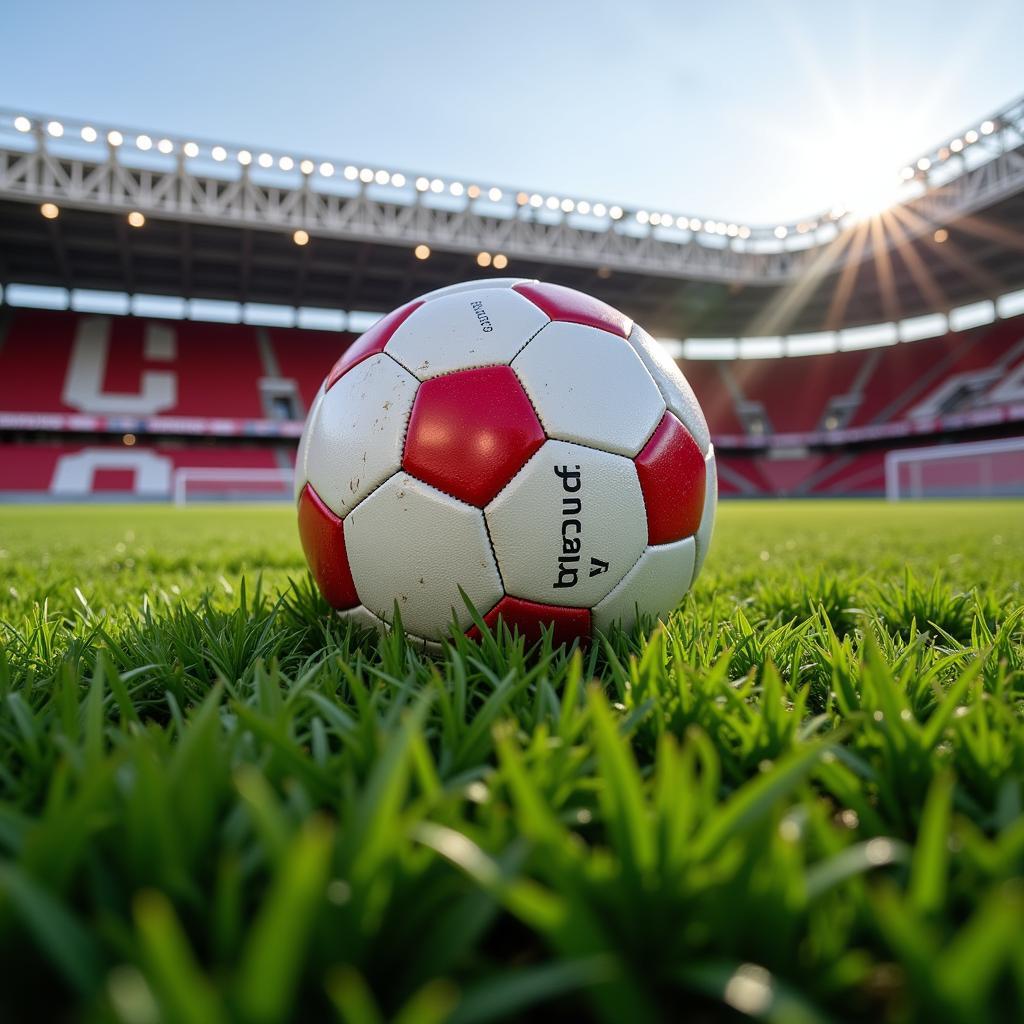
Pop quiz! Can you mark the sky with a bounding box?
[2,0,1023,224]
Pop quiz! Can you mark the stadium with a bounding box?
[1,7,1023,1023]
[1,94,1024,502]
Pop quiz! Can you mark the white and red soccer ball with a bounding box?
[295,278,716,648]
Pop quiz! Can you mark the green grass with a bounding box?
[0,499,1022,1023]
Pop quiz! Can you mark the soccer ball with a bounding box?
[295,278,716,648]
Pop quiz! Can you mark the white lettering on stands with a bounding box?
[51,448,173,496]
[62,317,178,414]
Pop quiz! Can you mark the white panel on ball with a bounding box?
[512,322,665,457]
[385,288,549,379]
[626,324,711,454]
[294,381,326,500]
[486,439,647,608]
[692,447,717,581]
[344,474,504,639]
[592,536,696,634]
[337,604,444,653]
[416,278,535,302]
[305,354,418,517]
[338,604,386,634]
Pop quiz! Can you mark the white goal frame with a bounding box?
[172,468,294,506]
[885,436,1024,501]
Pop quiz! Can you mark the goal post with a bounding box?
[172,467,294,506]
[885,437,1024,500]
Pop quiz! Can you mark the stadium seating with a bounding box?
[725,349,874,434]
[268,327,351,410]
[0,307,1021,498]
[0,310,268,418]
[0,442,290,497]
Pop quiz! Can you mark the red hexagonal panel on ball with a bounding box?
[325,299,423,390]
[297,483,359,609]
[403,365,545,507]
[467,596,591,647]
[635,412,706,544]
[513,281,632,339]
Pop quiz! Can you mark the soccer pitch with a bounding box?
[1,501,1022,1022]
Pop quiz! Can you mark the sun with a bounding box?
[794,108,912,221]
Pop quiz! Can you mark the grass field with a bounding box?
[1,500,1022,1023]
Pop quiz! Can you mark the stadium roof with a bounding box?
[1,94,1023,338]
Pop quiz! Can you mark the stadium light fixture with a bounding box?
[374,169,389,185]
[609,206,623,220]
[578,200,591,215]
[415,176,429,191]
[258,152,274,168]
[237,150,252,166]
[545,196,560,210]
[40,203,59,220]
[450,181,465,196]
[391,172,406,187]
[358,167,373,183]
[293,229,309,245]
[980,120,995,135]
[47,121,64,138]
[157,138,173,154]
[738,226,751,239]
[14,116,31,132]
[774,226,788,239]
[916,157,931,171]
[414,244,430,260]
[212,146,227,161]
[127,211,145,228]
[467,184,481,199]
[122,433,136,447]
[964,129,978,144]
[488,187,502,202]
[934,228,949,243]
[343,165,359,180]
[430,178,444,193]
[516,192,528,205]
[183,142,199,158]
[561,198,575,213]
[476,251,492,267]
[688,217,701,232]
[592,202,606,217]
[493,254,509,270]
[136,134,152,151]
[950,138,964,153]
[300,159,315,175]
[81,126,98,142]
[637,210,649,224]
[107,130,123,147]
[318,161,334,176]
[529,193,543,208]
[279,155,294,171]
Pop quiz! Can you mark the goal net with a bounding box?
[885,437,1024,500]
[172,467,294,506]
